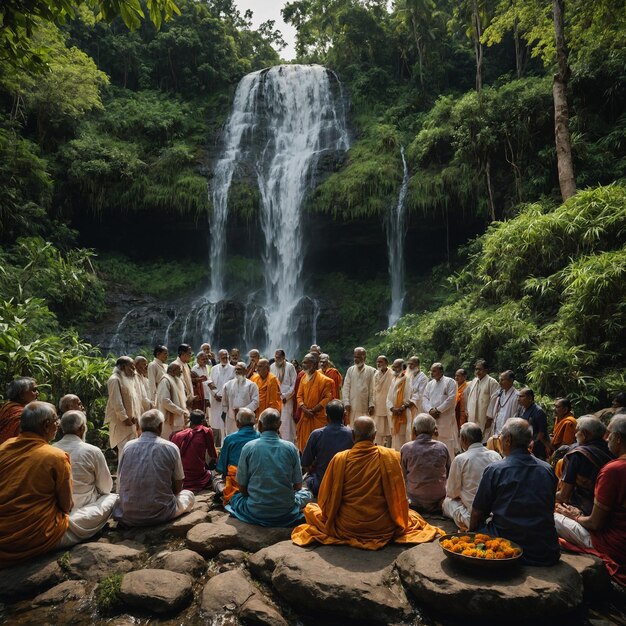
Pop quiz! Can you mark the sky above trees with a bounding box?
[236,0,297,59]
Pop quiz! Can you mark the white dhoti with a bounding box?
[442,497,470,530]
[58,493,119,548]
[553,513,593,548]
[174,490,196,518]
[279,402,296,444]
[374,414,390,446]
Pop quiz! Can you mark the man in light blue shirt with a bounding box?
[226,408,312,527]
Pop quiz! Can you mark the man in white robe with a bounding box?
[104,357,148,457]
[148,345,168,401]
[222,362,259,436]
[465,358,500,441]
[386,359,415,451]
[270,349,297,444]
[209,349,235,447]
[54,410,118,542]
[487,370,520,440]
[407,356,428,415]
[134,356,154,408]
[442,422,501,530]
[342,347,376,426]
[173,343,195,406]
[156,363,189,440]
[373,355,393,446]
[422,362,458,459]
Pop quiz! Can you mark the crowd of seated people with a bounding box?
[0,345,624,588]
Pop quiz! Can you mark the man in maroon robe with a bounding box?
[171,410,218,492]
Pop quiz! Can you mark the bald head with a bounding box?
[257,358,270,377]
[353,416,376,442]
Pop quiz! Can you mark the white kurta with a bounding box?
[54,434,118,541]
[408,370,428,414]
[209,363,236,430]
[343,364,376,426]
[222,377,259,436]
[270,361,297,443]
[156,374,188,440]
[104,372,144,452]
[373,368,393,444]
[488,387,520,437]
[173,357,194,404]
[422,375,458,458]
[465,375,500,436]
[386,374,413,451]
[442,442,501,529]
[147,359,167,401]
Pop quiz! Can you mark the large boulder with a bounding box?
[66,542,145,581]
[396,542,584,618]
[119,569,193,614]
[33,580,91,606]
[165,510,211,537]
[0,553,65,601]
[200,568,287,626]
[152,549,207,577]
[186,517,292,557]
[248,541,413,625]
[560,552,610,598]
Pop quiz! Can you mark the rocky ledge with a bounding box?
[0,493,622,625]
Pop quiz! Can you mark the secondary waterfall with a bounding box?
[387,146,410,327]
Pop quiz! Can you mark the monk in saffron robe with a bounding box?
[320,354,343,399]
[292,416,444,550]
[0,377,38,445]
[455,368,468,431]
[386,360,414,451]
[251,359,282,417]
[296,353,334,453]
[552,397,577,450]
[0,402,72,566]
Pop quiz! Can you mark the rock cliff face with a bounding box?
[1,496,622,626]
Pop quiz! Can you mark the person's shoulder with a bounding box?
[600,457,626,477]
[434,439,449,452]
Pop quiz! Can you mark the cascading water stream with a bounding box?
[387,146,410,327]
[255,65,350,356]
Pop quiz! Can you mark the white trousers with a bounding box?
[174,490,196,518]
[57,493,119,548]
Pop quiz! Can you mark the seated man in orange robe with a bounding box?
[251,359,282,417]
[292,416,444,550]
[296,353,334,453]
[0,377,39,445]
[551,397,577,450]
[0,401,73,566]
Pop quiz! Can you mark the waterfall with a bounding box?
[387,146,410,327]
[256,65,349,356]
[208,72,262,301]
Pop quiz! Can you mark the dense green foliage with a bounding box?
[370,185,626,412]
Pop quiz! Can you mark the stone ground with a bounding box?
[1,492,625,626]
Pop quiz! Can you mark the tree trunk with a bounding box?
[472,0,483,91]
[514,17,523,79]
[552,0,576,200]
[485,158,496,221]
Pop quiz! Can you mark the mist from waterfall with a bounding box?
[387,146,410,327]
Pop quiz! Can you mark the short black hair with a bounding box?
[154,345,167,357]
[178,343,192,356]
[189,410,205,426]
[326,400,345,423]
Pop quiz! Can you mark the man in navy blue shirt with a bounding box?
[470,418,560,566]
[301,400,353,495]
[517,387,550,460]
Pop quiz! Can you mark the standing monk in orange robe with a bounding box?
[251,359,282,417]
[296,353,334,453]
[454,368,468,431]
[292,416,444,550]
[0,377,39,445]
[320,354,343,399]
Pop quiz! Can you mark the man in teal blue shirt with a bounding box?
[226,408,312,527]
[212,408,259,501]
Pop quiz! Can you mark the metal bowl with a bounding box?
[439,532,523,569]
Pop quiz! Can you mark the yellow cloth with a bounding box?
[324,368,343,400]
[0,401,23,445]
[392,376,409,435]
[251,372,282,417]
[552,413,577,448]
[223,464,240,505]
[296,370,334,452]
[291,440,444,550]
[0,432,71,566]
